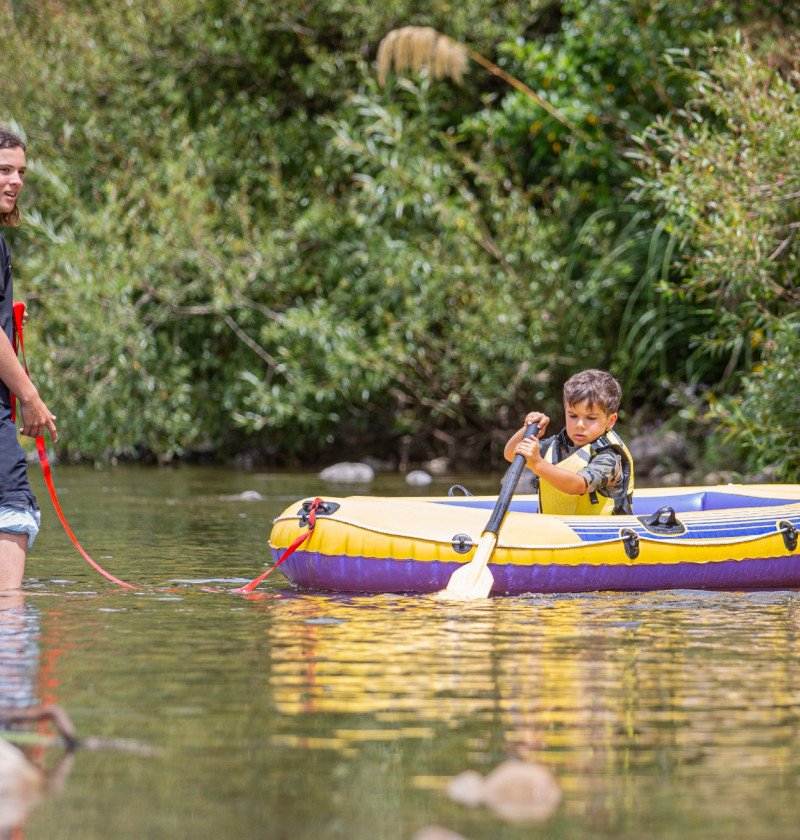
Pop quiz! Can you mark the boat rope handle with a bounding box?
[232,497,325,594]
[12,302,137,589]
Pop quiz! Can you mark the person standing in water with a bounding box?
[0,128,58,589]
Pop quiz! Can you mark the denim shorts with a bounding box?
[0,505,41,549]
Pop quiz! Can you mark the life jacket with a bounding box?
[538,428,634,516]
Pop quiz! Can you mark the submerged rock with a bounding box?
[447,769,485,806]
[405,469,433,486]
[447,759,561,823]
[318,462,375,482]
[483,759,562,822]
[219,490,265,501]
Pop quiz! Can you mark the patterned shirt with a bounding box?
[540,429,622,498]
[575,447,622,496]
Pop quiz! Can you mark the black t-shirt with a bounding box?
[0,233,37,509]
[0,235,13,408]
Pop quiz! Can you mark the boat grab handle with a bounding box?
[637,506,687,536]
[448,484,473,496]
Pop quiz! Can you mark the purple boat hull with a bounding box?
[272,548,800,595]
[267,486,800,594]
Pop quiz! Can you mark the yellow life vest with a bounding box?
[538,429,635,516]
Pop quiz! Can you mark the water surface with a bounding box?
[3,465,799,839]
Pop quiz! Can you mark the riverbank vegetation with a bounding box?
[2,1,798,477]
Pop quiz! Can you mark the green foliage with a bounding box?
[633,35,800,476]
[1,0,798,474]
[467,0,752,193]
[712,322,800,480]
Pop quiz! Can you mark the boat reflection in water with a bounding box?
[262,586,800,833]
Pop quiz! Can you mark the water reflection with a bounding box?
[262,588,800,836]
[0,594,78,837]
[12,465,800,839]
[0,594,39,712]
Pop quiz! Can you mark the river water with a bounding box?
[3,464,800,839]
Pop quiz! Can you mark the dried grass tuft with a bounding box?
[377,26,468,87]
[376,25,588,141]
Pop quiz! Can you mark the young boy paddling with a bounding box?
[0,128,58,589]
[504,369,634,515]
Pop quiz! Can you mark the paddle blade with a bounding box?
[435,531,497,601]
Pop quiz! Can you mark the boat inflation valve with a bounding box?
[778,520,798,552]
[451,533,475,554]
[621,528,640,560]
[298,500,340,527]
[638,506,686,535]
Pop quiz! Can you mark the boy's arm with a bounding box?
[520,443,587,495]
[576,450,622,494]
[0,331,58,441]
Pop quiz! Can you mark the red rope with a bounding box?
[232,497,323,593]
[12,302,137,589]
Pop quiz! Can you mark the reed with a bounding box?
[376,26,585,138]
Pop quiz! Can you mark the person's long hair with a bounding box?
[0,128,26,227]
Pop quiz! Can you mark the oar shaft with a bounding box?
[484,422,539,535]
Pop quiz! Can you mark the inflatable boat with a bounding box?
[268,485,800,595]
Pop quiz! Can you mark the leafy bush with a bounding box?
[2,1,798,473]
[633,35,800,477]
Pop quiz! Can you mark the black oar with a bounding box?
[437,422,539,600]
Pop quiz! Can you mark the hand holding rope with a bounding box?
[12,302,137,589]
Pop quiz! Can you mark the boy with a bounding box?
[0,128,58,589]
[504,369,634,515]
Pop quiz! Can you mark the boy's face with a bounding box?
[0,146,26,216]
[565,399,617,446]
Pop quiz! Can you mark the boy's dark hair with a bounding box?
[0,128,26,228]
[563,369,621,415]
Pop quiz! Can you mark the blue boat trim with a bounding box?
[436,492,800,544]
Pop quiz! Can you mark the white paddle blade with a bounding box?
[436,532,497,600]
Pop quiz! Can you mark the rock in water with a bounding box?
[318,462,375,482]
[405,470,433,486]
[483,759,562,822]
[446,759,562,822]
